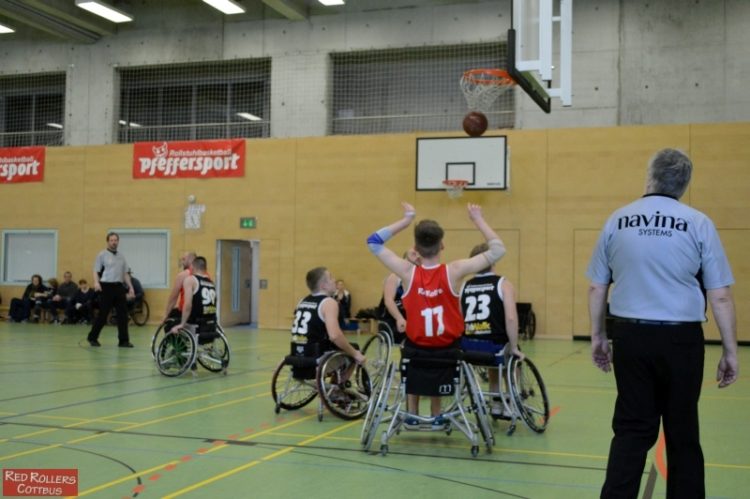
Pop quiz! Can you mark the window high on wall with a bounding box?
[330,43,512,135]
[117,59,271,143]
[0,73,65,147]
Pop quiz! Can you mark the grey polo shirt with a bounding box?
[93,249,129,284]
[587,194,734,322]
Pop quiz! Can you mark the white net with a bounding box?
[460,69,516,113]
[444,180,468,199]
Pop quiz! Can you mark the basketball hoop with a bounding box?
[460,69,516,112]
[443,179,469,199]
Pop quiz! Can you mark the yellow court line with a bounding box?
[0,385,270,461]
[0,380,268,446]
[72,414,318,498]
[162,419,360,499]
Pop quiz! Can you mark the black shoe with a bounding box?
[87,338,101,347]
[118,342,134,348]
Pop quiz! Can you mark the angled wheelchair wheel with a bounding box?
[317,351,371,420]
[508,356,549,433]
[196,329,230,373]
[156,330,197,377]
[362,325,392,390]
[150,323,167,360]
[524,310,536,339]
[462,362,494,451]
[271,358,318,412]
[131,299,150,327]
[361,361,396,450]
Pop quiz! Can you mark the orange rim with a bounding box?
[462,69,515,86]
[443,180,469,187]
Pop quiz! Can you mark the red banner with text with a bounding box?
[133,139,245,179]
[3,468,78,496]
[0,147,45,184]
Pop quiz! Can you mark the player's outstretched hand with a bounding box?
[467,203,484,222]
[402,201,415,218]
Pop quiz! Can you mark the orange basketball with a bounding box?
[462,111,488,137]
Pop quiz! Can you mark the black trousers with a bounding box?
[88,282,129,343]
[602,322,705,499]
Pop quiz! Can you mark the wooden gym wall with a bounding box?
[0,122,748,341]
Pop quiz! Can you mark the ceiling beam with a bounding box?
[261,0,307,21]
[0,0,112,43]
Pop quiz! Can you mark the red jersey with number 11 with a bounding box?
[402,264,464,347]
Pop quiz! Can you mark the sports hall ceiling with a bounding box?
[0,0,481,43]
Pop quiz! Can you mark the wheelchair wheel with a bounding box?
[131,300,150,327]
[361,361,396,449]
[462,362,494,451]
[196,329,230,373]
[156,330,197,377]
[150,323,167,360]
[317,351,371,420]
[271,359,318,411]
[524,310,536,339]
[361,325,392,390]
[508,356,549,433]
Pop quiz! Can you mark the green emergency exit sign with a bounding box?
[240,217,257,229]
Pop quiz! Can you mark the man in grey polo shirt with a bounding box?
[587,148,738,499]
[87,232,135,347]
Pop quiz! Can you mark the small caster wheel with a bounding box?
[471,445,479,457]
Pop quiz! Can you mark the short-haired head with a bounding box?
[306,266,328,292]
[78,278,88,285]
[646,148,692,199]
[470,242,492,273]
[192,256,207,272]
[106,232,119,242]
[414,219,444,258]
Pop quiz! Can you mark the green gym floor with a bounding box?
[0,321,747,499]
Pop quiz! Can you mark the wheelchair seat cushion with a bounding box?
[400,344,461,396]
[460,337,506,366]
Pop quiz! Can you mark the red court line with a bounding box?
[655,431,667,479]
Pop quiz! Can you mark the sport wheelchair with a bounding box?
[461,340,550,436]
[155,322,230,377]
[361,345,494,457]
[271,340,374,421]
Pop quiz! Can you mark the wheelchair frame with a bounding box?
[271,346,372,421]
[361,349,494,457]
[155,323,230,377]
[464,349,550,435]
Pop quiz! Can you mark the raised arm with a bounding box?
[707,286,739,388]
[448,203,506,287]
[367,202,417,282]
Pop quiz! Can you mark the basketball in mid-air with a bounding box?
[462,111,488,137]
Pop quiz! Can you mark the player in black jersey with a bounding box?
[171,256,217,333]
[460,242,523,415]
[292,267,365,364]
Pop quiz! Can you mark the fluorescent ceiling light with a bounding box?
[236,112,262,121]
[46,123,64,129]
[118,120,142,128]
[0,23,14,34]
[319,0,345,5]
[75,0,133,23]
[202,0,246,15]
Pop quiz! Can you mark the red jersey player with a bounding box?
[366,202,505,425]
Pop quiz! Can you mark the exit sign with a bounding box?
[240,217,257,229]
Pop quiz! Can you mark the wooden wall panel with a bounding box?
[2,122,748,341]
